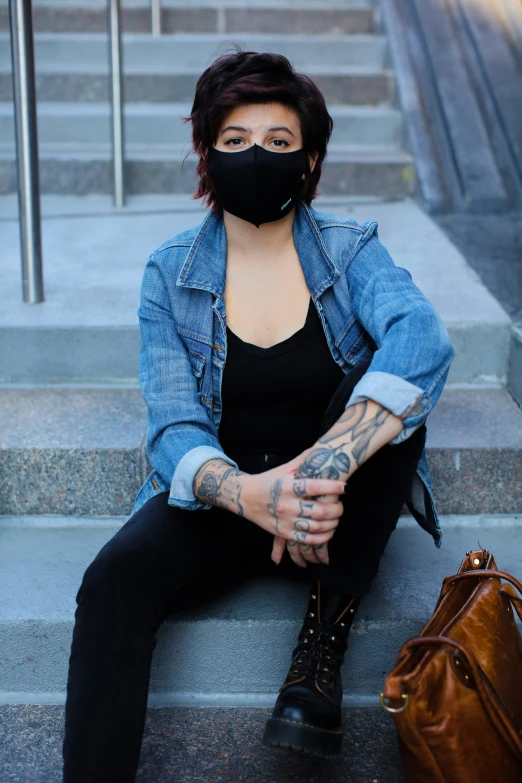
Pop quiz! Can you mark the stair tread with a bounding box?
[1,386,521,449]
[1,514,521,624]
[18,0,376,7]
[0,144,412,159]
[0,63,391,76]
[0,102,402,116]
[0,388,146,449]
[0,32,387,72]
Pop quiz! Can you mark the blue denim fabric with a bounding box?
[131,201,455,547]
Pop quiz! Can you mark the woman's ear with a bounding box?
[302,152,319,178]
[309,152,319,173]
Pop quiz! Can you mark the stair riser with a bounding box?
[447,322,511,387]
[0,158,415,197]
[2,520,522,704]
[0,618,423,703]
[0,449,145,516]
[0,446,520,516]
[0,7,375,35]
[0,34,387,71]
[0,110,404,148]
[0,323,507,387]
[0,72,392,105]
[508,324,522,409]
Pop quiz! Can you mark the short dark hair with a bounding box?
[184,47,333,210]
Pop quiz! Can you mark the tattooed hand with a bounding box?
[274,399,403,567]
[199,450,346,568]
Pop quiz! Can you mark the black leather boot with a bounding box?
[262,577,361,758]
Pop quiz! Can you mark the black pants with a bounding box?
[62,362,426,782]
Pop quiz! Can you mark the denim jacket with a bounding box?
[131,201,455,547]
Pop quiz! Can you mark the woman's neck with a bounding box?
[223,206,296,265]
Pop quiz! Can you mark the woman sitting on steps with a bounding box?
[62,49,455,782]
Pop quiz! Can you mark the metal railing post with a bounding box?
[108,0,125,207]
[9,0,44,303]
[151,0,161,36]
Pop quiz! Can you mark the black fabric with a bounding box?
[219,298,346,458]
[208,144,308,227]
[62,358,426,782]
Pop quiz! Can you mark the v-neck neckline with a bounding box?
[226,298,315,358]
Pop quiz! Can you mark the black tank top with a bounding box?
[218,298,345,458]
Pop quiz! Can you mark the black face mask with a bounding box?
[209,143,309,228]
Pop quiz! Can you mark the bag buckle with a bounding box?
[380,693,409,713]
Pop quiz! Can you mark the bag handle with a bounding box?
[500,587,522,623]
[440,569,522,600]
[383,636,522,763]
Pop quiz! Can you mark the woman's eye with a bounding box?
[223,137,289,148]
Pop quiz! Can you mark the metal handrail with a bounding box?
[9,0,44,303]
[9,0,130,302]
[151,0,161,36]
[108,0,125,207]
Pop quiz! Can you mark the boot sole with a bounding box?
[262,717,343,758]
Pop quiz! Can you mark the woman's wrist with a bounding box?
[193,458,251,516]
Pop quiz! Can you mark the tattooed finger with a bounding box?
[294,519,311,532]
[298,501,314,519]
[293,530,308,543]
[297,543,312,552]
[314,544,324,551]
[293,479,308,497]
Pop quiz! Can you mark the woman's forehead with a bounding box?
[219,102,300,130]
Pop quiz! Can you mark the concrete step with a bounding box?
[0,197,510,385]
[0,103,404,148]
[0,705,404,783]
[509,323,522,408]
[1,513,520,705]
[0,66,394,105]
[0,32,388,71]
[0,145,415,197]
[0,2,376,35]
[0,386,520,516]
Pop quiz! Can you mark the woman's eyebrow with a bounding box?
[268,126,295,136]
[220,125,251,135]
[219,125,295,136]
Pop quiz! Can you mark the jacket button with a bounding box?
[213,343,223,352]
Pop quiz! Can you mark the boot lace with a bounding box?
[286,618,347,688]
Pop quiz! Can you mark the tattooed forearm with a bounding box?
[318,403,392,464]
[193,459,246,516]
[296,400,400,484]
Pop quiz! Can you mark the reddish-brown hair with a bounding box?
[184,47,333,210]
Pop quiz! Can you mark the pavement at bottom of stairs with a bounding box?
[0,704,403,783]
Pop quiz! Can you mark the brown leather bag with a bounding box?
[381,549,522,783]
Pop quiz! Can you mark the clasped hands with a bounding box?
[240,447,346,570]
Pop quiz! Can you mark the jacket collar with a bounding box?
[176,201,340,299]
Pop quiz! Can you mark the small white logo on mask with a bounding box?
[280,198,292,210]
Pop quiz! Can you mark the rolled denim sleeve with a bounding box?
[138,252,237,510]
[343,222,455,444]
